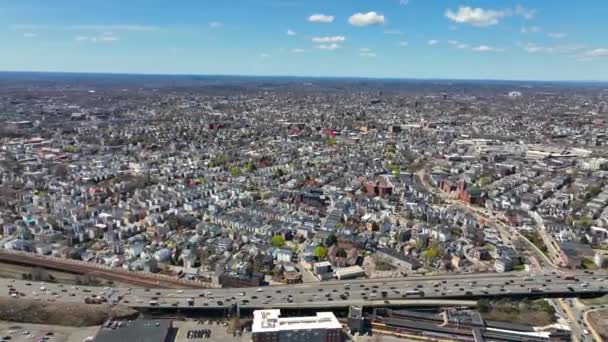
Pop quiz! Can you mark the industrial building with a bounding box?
[251,309,342,342]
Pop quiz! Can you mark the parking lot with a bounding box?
[173,320,251,342]
[0,321,99,342]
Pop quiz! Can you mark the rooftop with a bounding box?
[252,310,341,333]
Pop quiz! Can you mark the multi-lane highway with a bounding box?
[3,271,608,310]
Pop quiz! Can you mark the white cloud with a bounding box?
[312,36,345,43]
[72,24,157,31]
[514,5,536,20]
[286,29,296,36]
[427,39,439,46]
[547,32,567,39]
[259,53,271,58]
[448,40,469,49]
[472,45,501,52]
[446,5,536,27]
[445,6,506,27]
[14,24,159,32]
[399,0,409,5]
[75,34,118,43]
[22,33,37,38]
[522,42,585,54]
[521,26,541,34]
[348,12,386,27]
[585,48,608,57]
[359,48,376,58]
[315,43,340,50]
[399,41,409,47]
[209,22,223,29]
[100,35,118,42]
[290,48,307,53]
[383,29,403,35]
[308,14,334,23]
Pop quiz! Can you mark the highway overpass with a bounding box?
[3,270,607,310]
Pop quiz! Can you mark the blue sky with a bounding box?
[1,0,607,80]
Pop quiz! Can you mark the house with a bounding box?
[594,252,608,268]
[375,248,421,271]
[334,265,365,280]
[558,242,594,268]
[471,248,491,261]
[274,249,293,263]
[313,261,334,280]
[219,271,264,288]
[495,257,513,273]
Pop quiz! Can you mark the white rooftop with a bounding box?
[252,310,341,333]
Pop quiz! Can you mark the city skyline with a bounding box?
[1,0,608,81]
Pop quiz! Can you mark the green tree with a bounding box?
[424,246,439,259]
[325,234,338,247]
[271,235,286,248]
[313,246,328,260]
[325,138,337,146]
[336,248,347,258]
[274,168,286,178]
[478,298,491,313]
[230,167,242,177]
[478,176,492,187]
[245,162,256,172]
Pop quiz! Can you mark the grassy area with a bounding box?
[521,231,549,256]
[581,295,608,306]
[478,298,556,327]
[0,298,137,326]
[373,256,397,271]
[589,309,608,341]
[583,257,599,270]
[513,264,526,271]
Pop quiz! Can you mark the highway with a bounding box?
[2,270,608,310]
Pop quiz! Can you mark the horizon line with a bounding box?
[1,69,608,85]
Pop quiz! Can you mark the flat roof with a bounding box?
[252,310,341,333]
[94,319,171,342]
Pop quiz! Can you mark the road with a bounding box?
[415,169,558,270]
[552,298,591,342]
[561,298,598,342]
[2,271,607,310]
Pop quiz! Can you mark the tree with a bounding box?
[271,235,286,248]
[478,298,491,313]
[424,246,439,259]
[273,168,286,178]
[478,176,492,187]
[52,164,70,180]
[230,167,242,177]
[313,246,328,260]
[336,248,347,258]
[245,162,256,172]
[325,234,338,247]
